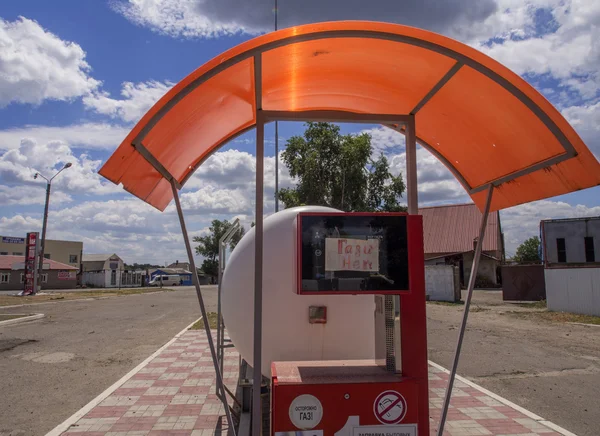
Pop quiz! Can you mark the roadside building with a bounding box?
[541,216,599,316]
[149,267,193,285]
[167,261,191,270]
[0,235,82,269]
[82,253,143,288]
[0,255,77,291]
[420,203,505,287]
[167,261,212,285]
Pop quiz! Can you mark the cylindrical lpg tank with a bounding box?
[221,206,375,377]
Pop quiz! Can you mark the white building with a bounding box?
[541,217,599,316]
[82,253,143,288]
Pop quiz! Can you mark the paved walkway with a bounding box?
[51,329,574,436]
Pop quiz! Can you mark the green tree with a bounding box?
[193,219,245,277]
[514,236,541,263]
[277,122,406,212]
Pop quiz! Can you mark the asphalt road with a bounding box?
[1,287,598,436]
[0,286,215,436]
[427,291,600,436]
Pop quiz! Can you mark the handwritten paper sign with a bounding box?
[325,238,379,272]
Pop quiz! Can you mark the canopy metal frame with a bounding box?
[126,37,586,435]
[127,28,577,202]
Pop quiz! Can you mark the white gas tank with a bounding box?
[221,206,375,377]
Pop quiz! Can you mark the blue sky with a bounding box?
[0,0,599,263]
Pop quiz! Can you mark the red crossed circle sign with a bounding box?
[373,390,407,425]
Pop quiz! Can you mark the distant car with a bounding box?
[148,275,181,286]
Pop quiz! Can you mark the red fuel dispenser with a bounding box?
[271,212,429,436]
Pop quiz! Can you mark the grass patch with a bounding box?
[0,288,173,307]
[189,312,219,330]
[428,300,464,306]
[0,313,33,321]
[512,300,547,309]
[506,310,600,325]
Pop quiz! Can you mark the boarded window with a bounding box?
[585,237,595,263]
[556,238,566,263]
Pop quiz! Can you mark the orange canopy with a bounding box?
[99,21,600,212]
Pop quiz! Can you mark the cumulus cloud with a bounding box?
[83,80,174,123]
[0,123,129,151]
[0,185,72,206]
[110,0,497,39]
[562,101,600,158]
[479,0,600,100]
[0,139,120,196]
[0,17,100,107]
[501,200,600,255]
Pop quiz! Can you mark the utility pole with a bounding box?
[34,162,72,294]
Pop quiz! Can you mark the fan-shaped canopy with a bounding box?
[99,21,600,212]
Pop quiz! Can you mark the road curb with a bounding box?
[428,360,578,436]
[0,313,44,326]
[44,316,203,436]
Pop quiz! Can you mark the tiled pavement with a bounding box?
[56,329,572,436]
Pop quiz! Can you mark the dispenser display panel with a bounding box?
[297,213,410,294]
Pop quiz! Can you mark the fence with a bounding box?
[425,265,461,302]
[545,267,600,316]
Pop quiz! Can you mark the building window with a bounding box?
[12,252,23,256]
[69,254,78,263]
[41,274,48,283]
[44,254,51,259]
[20,273,24,283]
[1,273,9,283]
[556,238,567,263]
[585,237,595,263]
[0,252,7,255]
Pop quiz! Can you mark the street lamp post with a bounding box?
[34,162,72,293]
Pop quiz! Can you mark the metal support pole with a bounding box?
[218,220,240,379]
[275,122,279,213]
[37,182,51,293]
[437,184,494,436]
[406,115,418,215]
[253,116,265,436]
[274,0,279,213]
[170,180,236,435]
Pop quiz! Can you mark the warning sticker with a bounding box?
[289,394,323,430]
[353,424,417,436]
[373,391,407,425]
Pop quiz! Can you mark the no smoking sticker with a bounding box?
[373,391,407,425]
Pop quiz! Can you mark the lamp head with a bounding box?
[34,173,38,179]
[64,162,73,169]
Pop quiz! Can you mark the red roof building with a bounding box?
[0,255,77,291]
[419,204,505,287]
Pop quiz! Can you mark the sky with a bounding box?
[0,0,599,265]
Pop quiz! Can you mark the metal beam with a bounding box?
[384,124,473,194]
[410,62,462,115]
[405,115,418,214]
[437,184,494,436]
[468,150,577,194]
[253,54,265,436]
[132,141,182,189]
[261,110,411,125]
[170,179,236,435]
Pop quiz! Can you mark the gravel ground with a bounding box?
[0,286,215,436]
[427,290,600,436]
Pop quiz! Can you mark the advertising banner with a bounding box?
[21,232,39,296]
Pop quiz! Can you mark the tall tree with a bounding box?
[513,236,541,263]
[277,122,406,212]
[193,219,245,277]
